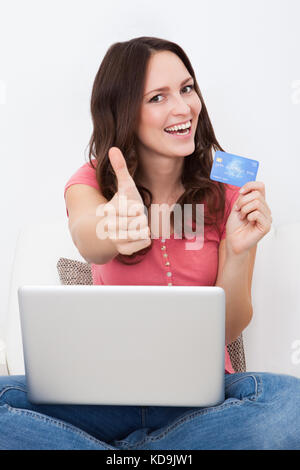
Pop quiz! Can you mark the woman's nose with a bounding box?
[170,94,191,114]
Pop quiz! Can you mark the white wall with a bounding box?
[0,0,299,333]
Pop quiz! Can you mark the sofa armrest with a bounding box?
[0,339,9,376]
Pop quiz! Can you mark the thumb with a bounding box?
[108,147,141,199]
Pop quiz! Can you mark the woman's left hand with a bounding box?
[225,181,272,255]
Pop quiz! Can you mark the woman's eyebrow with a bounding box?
[144,76,193,96]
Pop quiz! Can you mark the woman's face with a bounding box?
[136,50,202,160]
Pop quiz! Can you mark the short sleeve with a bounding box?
[64,159,99,218]
[220,185,241,241]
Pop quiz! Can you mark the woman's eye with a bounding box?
[149,84,194,103]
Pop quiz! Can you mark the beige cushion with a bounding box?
[57,257,93,285]
[227,335,246,373]
[56,257,246,373]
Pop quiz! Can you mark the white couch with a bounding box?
[1,219,300,378]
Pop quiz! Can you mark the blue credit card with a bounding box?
[210,151,259,187]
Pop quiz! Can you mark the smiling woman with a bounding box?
[2,35,300,451]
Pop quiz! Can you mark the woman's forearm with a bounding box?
[215,250,253,345]
[72,215,119,265]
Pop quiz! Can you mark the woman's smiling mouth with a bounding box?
[164,119,193,139]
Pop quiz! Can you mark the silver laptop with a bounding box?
[18,285,226,407]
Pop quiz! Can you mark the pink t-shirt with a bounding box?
[64,159,240,374]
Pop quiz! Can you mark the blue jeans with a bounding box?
[1,371,300,450]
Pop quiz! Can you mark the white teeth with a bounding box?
[165,120,191,132]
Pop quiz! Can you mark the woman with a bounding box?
[1,36,300,450]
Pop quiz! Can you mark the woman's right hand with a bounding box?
[96,147,151,256]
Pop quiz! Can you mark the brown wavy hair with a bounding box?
[87,36,229,265]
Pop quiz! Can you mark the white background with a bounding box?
[0,0,299,332]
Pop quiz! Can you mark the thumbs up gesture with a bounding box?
[96,147,151,256]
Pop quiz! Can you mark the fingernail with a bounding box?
[239,188,245,193]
